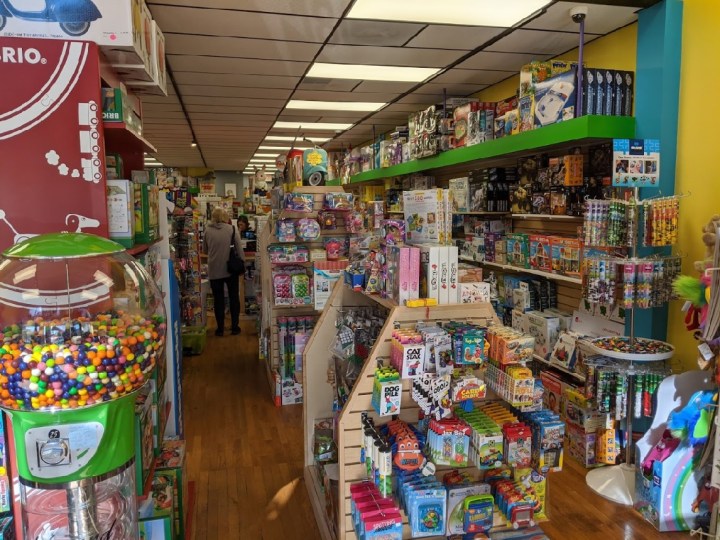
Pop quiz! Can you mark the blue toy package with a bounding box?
[533,68,578,127]
[408,488,447,537]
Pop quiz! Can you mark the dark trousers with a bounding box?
[210,275,240,332]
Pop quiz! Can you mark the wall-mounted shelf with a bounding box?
[465,259,583,285]
[349,115,635,184]
[127,236,163,256]
[103,122,157,154]
[511,214,583,221]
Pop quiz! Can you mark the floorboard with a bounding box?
[183,321,688,539]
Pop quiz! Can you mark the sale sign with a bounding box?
[0,37,107,251]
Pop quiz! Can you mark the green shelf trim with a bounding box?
[349,115,636,184]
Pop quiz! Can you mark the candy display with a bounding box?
[588,336,674,361]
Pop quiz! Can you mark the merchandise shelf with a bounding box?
[303,281,505,540]
[349,115,635,184]
[103,121,157,154]
[511,214,584,221]
[462,258,583,285]
[126,236,163,256]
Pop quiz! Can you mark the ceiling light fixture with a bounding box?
[307,62,439,82]
[347,0,548,27]
[265,135,330,143]
[191,141,197,147]
[248,159,276,163]
[286,100,386,112]
[252,153,280,158]
[273,120,353,131]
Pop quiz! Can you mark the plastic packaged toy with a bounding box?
[296,218,321,241]
[284,192,314,212]
[276,219,296,242]
[324,192,354,211]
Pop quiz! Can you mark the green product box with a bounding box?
[139,473,175,539]
[135,385,155,496]
[106,153,124,180]
[156,440,188,540]
[134,183,160,244]
[102,87,128,122]
[506,233,531,269]
[106,179,135,248]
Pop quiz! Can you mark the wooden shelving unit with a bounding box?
[303,281,502,540]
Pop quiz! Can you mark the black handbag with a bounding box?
[227,226,245,275]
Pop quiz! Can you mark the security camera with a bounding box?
[570,5,588,23]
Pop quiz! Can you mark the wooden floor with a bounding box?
[183,322,685,539]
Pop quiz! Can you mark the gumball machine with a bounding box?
[0,233,166,539]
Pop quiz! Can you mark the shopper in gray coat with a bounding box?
[203,208,244,336]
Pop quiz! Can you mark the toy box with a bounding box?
[281,375,303,405]
[448,246,459,303]
[445,484,491,535]
[126,19,168,96]
[387,246,420,306]
[529,235,552,272]
[549,331,578,371]
[419,245,441,302]
[550,237,582,277]
[534,68,577,127]
[458,282,491,304]
[453,102,479,148]
[594,69,606,115]
[448,177,470,213]
[156,440,188,540]
[102,86,137,125]
[106,152,125,180]
[566,421,598,467]
[596,428,619,465]
[313,261,344,310]
[106,179,135,248]
[506,233,530,268]
[134,183,160,244]
[102,0,155,80]
[403,189,445,244]
[525,311,560,359]
[135,382,154,496]
[540,372,562,414]
[561,154,584,186]
[139,472,175,538]
[603,68,615,116]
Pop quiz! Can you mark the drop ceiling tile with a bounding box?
[298,78,360,92]
[141,94,181,104]
[329,19,425,46]
[142,119,189,126]
[148,0,351,18]
[164,34,321,61]
[458,51,549,71]
[316,115,362,124]
[406,25,506,50]
[173,73,300,89]
[150,5,337,42]
[524,2,638,34]
[398,93,444,105]
[352,80,416,94]
[178,86,293,99]
[186,104,281,115]
[317,44,464,68]
[382,102,432,113]
[370,111,412,122]
[142,111,186,120]
[486,29,597,54]
[414,82,488,97]
[429,68,513,86]
[182,96,287,108]
[168,56,307,77]
[292,90,396,102]
[282,109,365,120]
[141,103,184,113]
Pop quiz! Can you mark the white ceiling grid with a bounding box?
[141,0,646,169]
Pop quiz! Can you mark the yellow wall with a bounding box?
[477,24,638,102]
[666,0,720,372]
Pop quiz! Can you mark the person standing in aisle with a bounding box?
[236,215,250,236]
[203,208,243,336]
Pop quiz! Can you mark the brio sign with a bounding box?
[0,46,45,64]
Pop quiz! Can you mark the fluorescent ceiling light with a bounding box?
[347,0,548,26]
[249,159,276,163]
[265,135,329,143]
[273,120,353,131]
[253,153,279,157]
[286,100,385,112]
[307,62,438,82]
[258,145,312,151]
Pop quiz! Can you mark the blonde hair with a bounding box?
[210,207,227,224]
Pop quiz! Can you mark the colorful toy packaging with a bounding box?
[448,177,470,213]
[391,329,426,378]
[350,481,403,539]
[551,237,582,277]
[506,233,530,268]
[426,417,471,467]
[529,234,552,272]
[323,191,353,210]
[155,440,188,540]
[372,367,402,417]
[284,192,314,212]
[403,189,448,245]
[268,245,309,263]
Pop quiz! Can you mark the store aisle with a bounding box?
[183,323,687,540]
[182,321,320,540]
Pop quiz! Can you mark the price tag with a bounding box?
[698,343,715,361]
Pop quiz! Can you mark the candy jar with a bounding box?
[0,233,166,540]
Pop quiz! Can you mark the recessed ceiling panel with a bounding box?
[486,29,597,54]
[352,80,417,94]
[178,86,293,99]
[186,104,280,115]
[148,0,352,18]
[458,51,548,71]
[297,78,360,92]
[415,82,488,97]
[429,68,513,85]
[275,113,323,123]
[182,96,288,108]
[398,93,445,105]
[164,34,321,61]
[150,5,337,42]
[406,25,506,50]
[317,44,465,67]
[173,72,300,88]
[292,90,397,102]
[524,2,638,34]
[329,19,425,46]
[168,55,308,76]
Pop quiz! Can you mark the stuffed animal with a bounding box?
[667,390,716,445]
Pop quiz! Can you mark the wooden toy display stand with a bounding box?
[304,280,513,540]
[257,185,350,398]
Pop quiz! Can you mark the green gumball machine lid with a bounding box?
[3,232,125,259]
